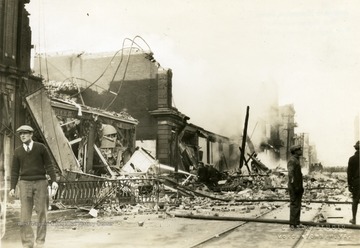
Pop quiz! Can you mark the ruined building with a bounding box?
[0,0,43,187]
[278,104,297,161]
[34,51,240,172]
[0,1,139,185]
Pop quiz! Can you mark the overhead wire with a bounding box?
[102,39,134,110]
[39,59,70,79]
[37,0,42,76]
[70,41,145,99]
[41,0,50,81]
[104,35,153,110]
[69,49,123,98]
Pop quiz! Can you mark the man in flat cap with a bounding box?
[9,125,58,248]
[287,144,304,229]
[347,141,360,224]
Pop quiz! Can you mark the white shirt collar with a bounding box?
[23,140,34,151]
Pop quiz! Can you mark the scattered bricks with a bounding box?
[221,208,230,212]
[247,206,255,210]
[311,193,318,199]
[315,213,327,223]
[154,204,160,212]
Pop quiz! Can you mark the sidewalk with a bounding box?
[2,201,79,240]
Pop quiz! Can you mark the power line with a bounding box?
[104,35,153,110]
[70,39,146,98]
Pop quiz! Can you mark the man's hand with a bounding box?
[51,182,58,197]
[52,181,58,189]
[349,185,354,193]
[9,189,15,197]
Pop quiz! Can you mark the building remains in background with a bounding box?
[33,51,242,173]
[1,0,321,213]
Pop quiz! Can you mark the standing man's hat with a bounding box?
[354,141,360,149]
[290,144,302,152]
[16,125,34,133]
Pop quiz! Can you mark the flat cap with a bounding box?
[354,141,360,149]
[16,125,34,133]
[290,144,302,152]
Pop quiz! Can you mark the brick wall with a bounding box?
[33,51,187,165]
[157,69,172,109]
[156,123,172,162]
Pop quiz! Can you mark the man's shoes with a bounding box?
[289,224,301,230]
[289,224,306,230]
[349,219,356,225]
[296,224,306,229]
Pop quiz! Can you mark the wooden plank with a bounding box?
[69,137,82,145]
[25,88,81,174]
[93,144,116,177]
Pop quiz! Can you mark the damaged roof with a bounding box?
[50,97,139,125]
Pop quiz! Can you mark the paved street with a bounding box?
[2,202,360,248]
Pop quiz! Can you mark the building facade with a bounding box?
[278,104,297,161]
[34,51,240,171]
[0,0,43,187]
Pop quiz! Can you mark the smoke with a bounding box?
[256,151,310,176]
[256,152,284,170]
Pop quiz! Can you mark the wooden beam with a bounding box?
[93,144,116,177]
[25,88,81,174]
[69,137,82,145]
[239,106,250,171]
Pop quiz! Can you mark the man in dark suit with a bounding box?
[347,141,360,225]
[287,144,304,229]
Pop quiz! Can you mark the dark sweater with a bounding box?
[347,150,360,189]
[11,141,57,190]
[287,155,303,189]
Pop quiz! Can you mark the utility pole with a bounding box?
[239,106,250,171]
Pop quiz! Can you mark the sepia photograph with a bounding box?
[1,0,360,247]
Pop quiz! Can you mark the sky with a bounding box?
[26,0,360,167]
